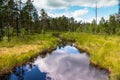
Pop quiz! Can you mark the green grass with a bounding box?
[1,32,120,79]
[0,33,58,74]
[61,32,120,79]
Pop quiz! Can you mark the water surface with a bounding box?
[0,45,109,80]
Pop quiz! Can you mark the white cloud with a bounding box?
[23,0,118,9]
[72,8,88,17]
[48,8,88,22]
[22,0,118,22]
[31,0,118,9]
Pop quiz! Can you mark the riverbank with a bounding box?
[0,32,120,79]
[61,32,120,79]
[0,33,58,75]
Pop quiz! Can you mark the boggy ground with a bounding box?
[0,32,120,80]
[0,33,58,75]
[61,32,120,80]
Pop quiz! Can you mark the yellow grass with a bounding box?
[0,45,40,55]
[0,33,58,74]
[61,32,120,79]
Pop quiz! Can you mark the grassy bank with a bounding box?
[1,32,120,79]
[61,32,120,79]
[0,33,58,75]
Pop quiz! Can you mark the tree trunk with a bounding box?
[7,25,10,42]
[0,13,3,40]
[16,16,19,36]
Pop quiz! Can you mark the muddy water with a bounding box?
[0,45,109,80]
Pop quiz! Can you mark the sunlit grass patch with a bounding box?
[0,33,58,74]
[61,32,120,79]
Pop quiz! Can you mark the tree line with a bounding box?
[81,15,120,35]
[0,0,120,41]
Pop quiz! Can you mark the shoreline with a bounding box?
[0,32,119,80]
[0,33,58,76]
[0,46,57,76]
[75,45,111,73]
[61,32,120,79]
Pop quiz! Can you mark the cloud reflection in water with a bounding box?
[34,45,108,80]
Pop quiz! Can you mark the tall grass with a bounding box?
[61,32,120,80]
[0,33,58,74]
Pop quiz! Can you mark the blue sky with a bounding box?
[26,0,119,22]
[81,5,118,22]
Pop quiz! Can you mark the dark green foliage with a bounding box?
[0,0,8,40]
[0,0,120,42]
[80,15,120,35]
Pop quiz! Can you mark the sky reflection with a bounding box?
[56,45,80,54]
[1,45,108,80]
[34,45,108,80]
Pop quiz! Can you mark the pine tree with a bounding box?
[40,9,49,33]
[0,0,7,40]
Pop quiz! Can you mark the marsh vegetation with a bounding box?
[0,0,120,80]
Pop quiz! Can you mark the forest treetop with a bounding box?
[0,0,120,41]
